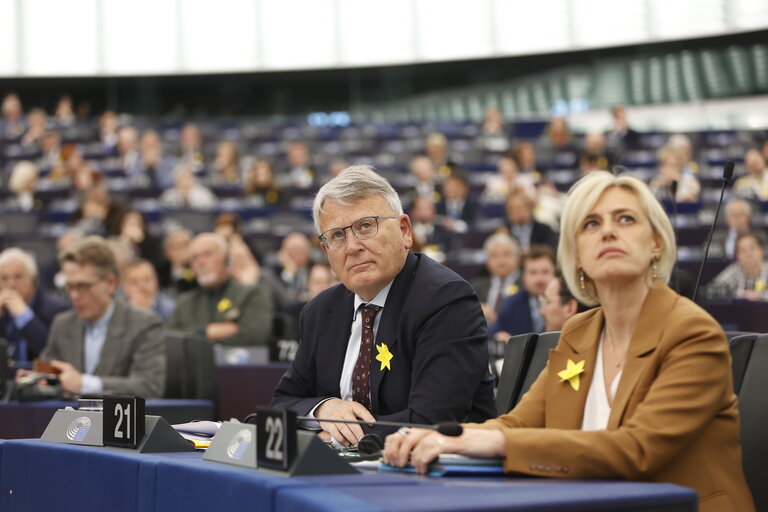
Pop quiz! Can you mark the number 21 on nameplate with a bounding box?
[103,396,146,448]
[255,406,296,471]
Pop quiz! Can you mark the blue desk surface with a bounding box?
[0,439,697,512]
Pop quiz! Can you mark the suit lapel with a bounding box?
[607,285,672,429]
[369,252,417,413]
[546,311,602,429]
[94,301,124,375]
[321,289,354,396]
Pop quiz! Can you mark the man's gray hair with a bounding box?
[312,165,403,233]
[725,196,752,216]
[0,247,38,277]
[483,232,521,257]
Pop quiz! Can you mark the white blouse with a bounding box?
[581,330,623,431]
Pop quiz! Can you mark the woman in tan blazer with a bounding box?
[384,172,754,512]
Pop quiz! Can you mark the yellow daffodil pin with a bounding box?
[557,359,585,391]
[217,298,233,313]
[505,284,519,296]
[375,343,393,371]
[756,280,765,292]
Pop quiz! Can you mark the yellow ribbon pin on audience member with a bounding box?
[217,297,233,313]
[557,359,585,391]
[375,343,393,371]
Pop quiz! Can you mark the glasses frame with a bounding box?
[319,215,399,250]
[64,278,105,294]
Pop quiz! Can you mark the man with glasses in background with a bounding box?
[272,166,495,447]
[19,236,165,397]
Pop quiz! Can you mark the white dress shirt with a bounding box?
[581,330,623,432]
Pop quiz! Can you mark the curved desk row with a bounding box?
[0,439,696,512]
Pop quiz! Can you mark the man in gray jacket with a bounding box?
[41,236,165,398]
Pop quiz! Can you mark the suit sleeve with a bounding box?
[100,316,166,398]
[372,278,493,435]
[470,311,733,479]
[218,284,274,346]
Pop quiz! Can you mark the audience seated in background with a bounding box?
[710,197,753,260]
[471,233,522,327]
[407,155,441,204]
[583,132,609,169]
[0,248,69,362]
[1,93,25,140]
[117,126,141,175]
[483,156,535,203]
[177,122,204,173]
[121,259,176,323]
[733,149,768,201]
[283,141,315,189]
[53,95,76,126]
[156,228,198,296]
[20,108,47,148]
[505,189,558,250]
[31,236,165,397]
[605,105,640,157]
[511,141,541,177]
[7,161,40,212]
[272,165,495,444]
[706,232,768,302]
[160,164,217,209]
[42,229,83,295]
[327,158,349,180]
[97,110,119,157]
[274,232,313,306]
[70,187,126,237]
[135,130,176,188]
[490,244,556,341]
[305,260,338,299]
[436,171,477,233]
[667,134,699,176]
[40,130,62,170]
[539,271,589,332]
[168,233,273,345]
[649,145,701,203]
[210,140,242,185]
[425,132,452,175]
[244,158,284,205]
[118,210,163,268]
[409,195,458,259]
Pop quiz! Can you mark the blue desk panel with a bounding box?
[0,440,697,512]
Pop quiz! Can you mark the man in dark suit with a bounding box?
[272,165,495,446]
[34,236,165,397]
[0,248,69,362]
[505,189,557,250]
[489,245,556,340]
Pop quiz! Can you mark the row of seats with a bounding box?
[495,331,768,511]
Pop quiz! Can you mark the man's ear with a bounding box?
[400,214,413,249]
[565,299,578,318]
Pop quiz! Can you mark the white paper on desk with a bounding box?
[172,421,222,437]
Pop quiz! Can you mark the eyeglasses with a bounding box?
[65,279,103,294]
[319,216,398,251]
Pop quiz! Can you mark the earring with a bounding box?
[652,259,658,280]
[579,269,586,290]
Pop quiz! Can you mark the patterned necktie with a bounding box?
[352,304,380,410]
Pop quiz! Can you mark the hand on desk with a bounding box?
[383,428,506,475]
[315,398,376,447]
[206,321,239,341]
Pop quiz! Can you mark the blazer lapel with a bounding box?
[320,290,354,396]
[94,301,125,376]
[607,285,673,429]
[546,312,602,429]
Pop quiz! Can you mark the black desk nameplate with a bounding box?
[104,396,145,448]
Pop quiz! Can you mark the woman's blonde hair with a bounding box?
[558,171,676,306]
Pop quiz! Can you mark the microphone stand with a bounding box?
[692,161,734,303]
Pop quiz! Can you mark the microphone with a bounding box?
[692,160,734,302]
[297,416,464,437]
